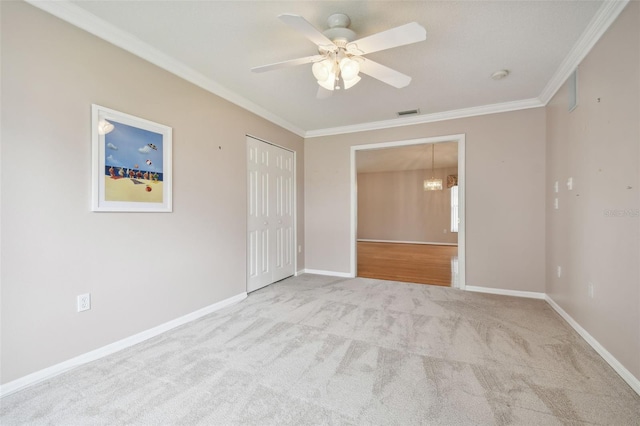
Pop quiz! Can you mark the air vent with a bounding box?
[397,109,420,117]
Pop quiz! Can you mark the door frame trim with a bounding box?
[349,134,466,289]
[246,135,297,292]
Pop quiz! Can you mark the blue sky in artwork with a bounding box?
[104,120,163,172]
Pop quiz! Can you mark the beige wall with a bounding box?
[357,167,458,244]
[4,0,636,392]
[545,1,639,379]
[0,2,304,384]
[305,108,546,291]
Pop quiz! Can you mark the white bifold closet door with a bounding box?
[247,136,295,292]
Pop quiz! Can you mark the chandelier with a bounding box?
[423,144,443,191]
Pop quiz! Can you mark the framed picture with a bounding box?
[91,104,172,212]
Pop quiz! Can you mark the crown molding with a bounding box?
[25,0,306,138]
[538,0,630,104]
[26,0,626,140]
[304,98,544,138]
[307,0,629,139]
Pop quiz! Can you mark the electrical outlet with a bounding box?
[554,198,559,209]
[557,266,562,278]
[77,293,91,312]
[588,282,595,299]
[298,245,302,253]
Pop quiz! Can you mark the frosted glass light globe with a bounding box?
[339,57,360,81]
[312,60,332,82]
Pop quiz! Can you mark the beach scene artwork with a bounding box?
[103,120,164,203]
[92,104,172,212]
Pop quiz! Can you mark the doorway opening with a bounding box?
[350,135,466,289]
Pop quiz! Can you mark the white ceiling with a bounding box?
[32,1,623,137]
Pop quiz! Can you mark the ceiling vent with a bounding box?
[397,109,420,117]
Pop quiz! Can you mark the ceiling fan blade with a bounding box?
[347,22,426,55]
[359,59,412,88]
[252,55,325,73]
[278,13,335,48]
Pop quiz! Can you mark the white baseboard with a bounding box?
[4,284,638,399]
[465,285,546,299]
[465,286,639,396]
[545,295,640,396]
[0,292,247,398]
[357,239,458,246]
[303,269,353,278]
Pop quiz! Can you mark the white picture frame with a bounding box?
[91,104,172,212]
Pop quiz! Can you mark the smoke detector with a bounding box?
[491,69,510,80]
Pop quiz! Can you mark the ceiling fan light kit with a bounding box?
[312,52,362,91]
[252,13,427,94]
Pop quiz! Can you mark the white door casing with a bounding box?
[247,136,294,292]
[349,134,466,289]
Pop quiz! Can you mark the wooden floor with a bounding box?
[357,241,458,286]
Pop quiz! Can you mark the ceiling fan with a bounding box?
[251,13,427,94]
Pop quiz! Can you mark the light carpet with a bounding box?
[1,274,639,425]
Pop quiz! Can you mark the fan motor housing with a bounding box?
[323,13,357,44]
